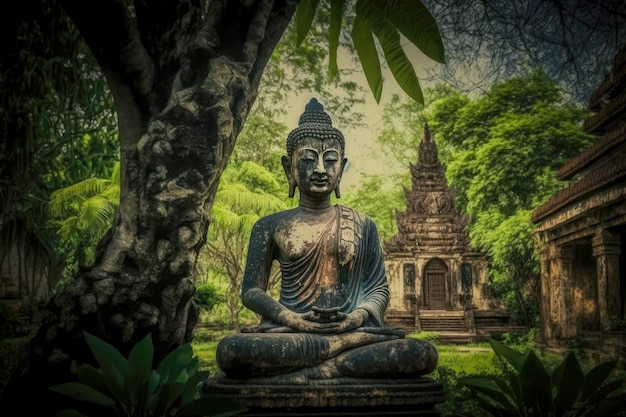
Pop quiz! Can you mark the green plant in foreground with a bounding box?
[49,331,246,417]
[459,339,626,417]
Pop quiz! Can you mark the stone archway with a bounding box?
[423,258,448,309]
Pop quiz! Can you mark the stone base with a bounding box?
[203,375,445,416]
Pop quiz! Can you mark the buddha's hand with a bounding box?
[277,309,332,333]
[314,308,368,334]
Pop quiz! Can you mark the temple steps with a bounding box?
[419,310,469,334]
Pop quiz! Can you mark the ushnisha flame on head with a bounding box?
[285,98,346,157]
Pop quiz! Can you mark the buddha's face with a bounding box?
[286,137,346,198]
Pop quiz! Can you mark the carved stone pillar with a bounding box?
[592,230,622,327]
[555,246,575,337]
[539,236,553,342]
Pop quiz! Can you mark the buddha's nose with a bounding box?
[314,159,326,174]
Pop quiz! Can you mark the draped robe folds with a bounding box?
[259,204,389,331]
[216,205,400,377]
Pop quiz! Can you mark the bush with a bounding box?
[49,331,246,417]
[459,339,626,416]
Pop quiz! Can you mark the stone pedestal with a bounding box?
[203,375,445,416]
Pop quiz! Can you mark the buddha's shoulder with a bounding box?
[253,208,301,228]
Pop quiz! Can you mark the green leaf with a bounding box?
[373,16,424,104]
[181,370,211,406]
[157,343,194,383]
[489,339,528,373]
[178,395,248,417]
[552,352,584,412]
[583,360,618,399]
[351,14,382,103]
[519,350,552,413]
[459,377,516,411]
[151,384,171,415]
[82,332,130,404]
[369,0,445,63]
[49,382,116,407]
[76,365,110,396]
[127,333,154,395]
[356,0,424,103]
[328,0,344,79]
[296,0,319,46]
[588,377,625,404]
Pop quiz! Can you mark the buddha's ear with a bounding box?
[281,155,296,198]
[335,157,348,198]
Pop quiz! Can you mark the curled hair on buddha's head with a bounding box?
[285,98,346,156]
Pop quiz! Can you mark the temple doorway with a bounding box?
[424,259,448,309]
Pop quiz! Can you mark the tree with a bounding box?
[0,3,118,319]
[430,70,593,325]
[1,0,444,409]
[340,174,405,241]
[423,0,626,103]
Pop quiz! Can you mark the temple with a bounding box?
[384,126,513,341]
[531,45,626,362]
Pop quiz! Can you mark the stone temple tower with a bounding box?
[384,125,503,334]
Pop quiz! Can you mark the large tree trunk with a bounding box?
[2,0,296,411]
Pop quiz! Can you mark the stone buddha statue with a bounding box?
[214,98,438,382]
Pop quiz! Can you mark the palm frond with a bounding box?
[78,195,115,239]
[49,178,111,217]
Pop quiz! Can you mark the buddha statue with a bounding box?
[214,98,438,381]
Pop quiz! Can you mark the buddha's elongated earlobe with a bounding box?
[335,157,347,198]
[282,155,296,198]
[288,180,296,198]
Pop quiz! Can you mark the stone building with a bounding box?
[384,126,506,337]
[531,46,626,360]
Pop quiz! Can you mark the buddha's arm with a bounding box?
[240,218,284,322]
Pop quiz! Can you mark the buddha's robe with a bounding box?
[216,205,406,377]
[257,205,389,332]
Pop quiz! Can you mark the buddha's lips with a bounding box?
[311,176,330,185]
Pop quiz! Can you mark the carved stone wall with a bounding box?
[532,45,626,360]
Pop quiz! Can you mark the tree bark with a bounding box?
[2,0,296,411]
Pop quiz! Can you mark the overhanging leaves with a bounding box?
[352,14,383,103]
[295,0,444,104]
[296,0,320,46]
[367,0,445,63]
[328,0,344,78]
[358,1,424,104]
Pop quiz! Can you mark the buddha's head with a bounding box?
[283,98,347,199]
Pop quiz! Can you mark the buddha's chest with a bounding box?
[275,219,338,261]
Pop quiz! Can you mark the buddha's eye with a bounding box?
[299,149,318,162]
[324,150,339,162]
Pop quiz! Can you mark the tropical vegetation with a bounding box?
[2,0,626,414]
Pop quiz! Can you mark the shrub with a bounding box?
[49,331,246,417]
[459,339,626,416]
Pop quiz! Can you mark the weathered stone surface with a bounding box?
[336,338,438,377]
[532,44,626,362]
[383,125,503,334]
[204,375,445,415]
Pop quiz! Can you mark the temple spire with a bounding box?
[418,124,439,166]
